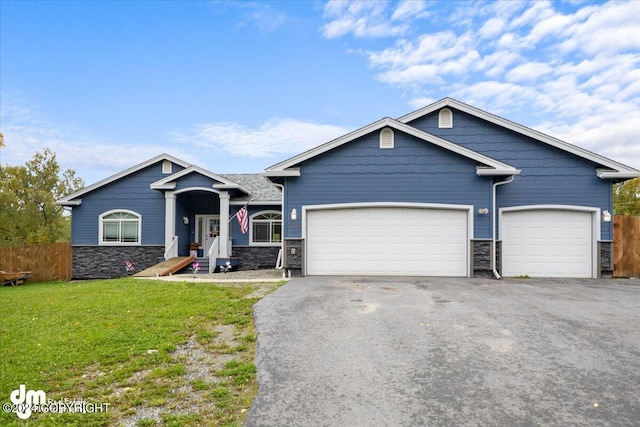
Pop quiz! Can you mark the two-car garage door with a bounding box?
[305,206,469,276]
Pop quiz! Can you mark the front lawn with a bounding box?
[0,278,281,426]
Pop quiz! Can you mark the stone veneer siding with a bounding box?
[599,241,612,278]
[72,246,164,279]
[472,239,493,278]
[283,239,304,276]
[232,246,281,270]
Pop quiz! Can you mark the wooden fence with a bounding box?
[613,215,640,278]
[0,242,71,282]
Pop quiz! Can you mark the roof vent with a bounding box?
[380,128,394,149]
[438,108,453,128]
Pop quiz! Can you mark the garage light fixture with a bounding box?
[602,210,611,222]
[291,208,297,221]
[477,208,489,215]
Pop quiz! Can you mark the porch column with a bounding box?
[164,191,176,259]
[219,191,230,258]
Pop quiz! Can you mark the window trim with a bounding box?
[98,209,142,246]
[249,210,282,246]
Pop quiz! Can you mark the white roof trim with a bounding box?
[597,169,640,179]
[265,117,519,176]
[150,165,250,194]
[264,168,301,177]
[55,153,191,206]
[399,97,639,178]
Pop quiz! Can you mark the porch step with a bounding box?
[177,257,210,274]
[134,256,196,277]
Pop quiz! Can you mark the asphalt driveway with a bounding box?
[245,277,640,427]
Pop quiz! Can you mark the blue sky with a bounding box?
[1,0,639,185]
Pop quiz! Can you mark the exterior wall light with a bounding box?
[291,208,297,220]
[477,208,489,215]
[182,216,189,225]
[602,210,612,222]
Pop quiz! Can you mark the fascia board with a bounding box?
[476,168,522,176]
[392,120,516,172]
[265,119,393,172]
[597,169,640,179]
[399,98,639,175]
[151,165,249,194]
[150,183,177,190]
[230,200,282,205]
[264,168,301,177]
[56,153,191,204]
[265,117,515,174]
[55,199,82,206]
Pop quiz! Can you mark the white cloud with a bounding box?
[0,96,196,184]
[391,0,428,21]
[505,62,553,83]
[322,0,639,169]
[568,1,640,55]
[322,0,405,38]
[479,18,506,39]
[172,118,349,158]
[321,0,429,39]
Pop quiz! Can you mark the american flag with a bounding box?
[237,207,249,234]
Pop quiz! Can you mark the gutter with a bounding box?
[492,176,516,279]
[270,181,285,270]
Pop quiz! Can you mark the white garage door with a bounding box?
[305,207,468,276]
[501,210,593,278]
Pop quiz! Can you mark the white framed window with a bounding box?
[250,211,282,246]
[99,210,141,245]
[438,108,453,128]
[380,128,394,149]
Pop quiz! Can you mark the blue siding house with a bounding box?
[265,98,638,278]
[57,155,282,278]
[58,98,638,279]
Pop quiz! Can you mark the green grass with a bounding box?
[0,278,281,426]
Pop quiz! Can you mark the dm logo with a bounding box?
[10,384,46,419]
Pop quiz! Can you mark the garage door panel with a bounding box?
[502,210,593,278]
[306,207,468,276]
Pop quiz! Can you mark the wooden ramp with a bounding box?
[134,256,195,277]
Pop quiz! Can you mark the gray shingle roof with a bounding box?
[221,174,281,203]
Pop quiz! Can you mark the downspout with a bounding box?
[492,176,515,279]
[271,182,285,270]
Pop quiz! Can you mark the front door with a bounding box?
[195,215,220,252]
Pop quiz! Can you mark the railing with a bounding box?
[164,236,178,260]
[208,236,220,274]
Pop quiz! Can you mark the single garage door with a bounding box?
[501,209,593,278]
[306,206,468,276]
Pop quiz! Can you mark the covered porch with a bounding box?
[151,166,250,273]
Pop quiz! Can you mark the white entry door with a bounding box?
[195,215,220,249]
[305,206,469,276]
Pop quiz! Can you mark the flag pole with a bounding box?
[228,200,250,223]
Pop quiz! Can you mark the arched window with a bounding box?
[380,128,394,149]
[438,108,453,128]
[99,210,141,245]
[250,211,282,245]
